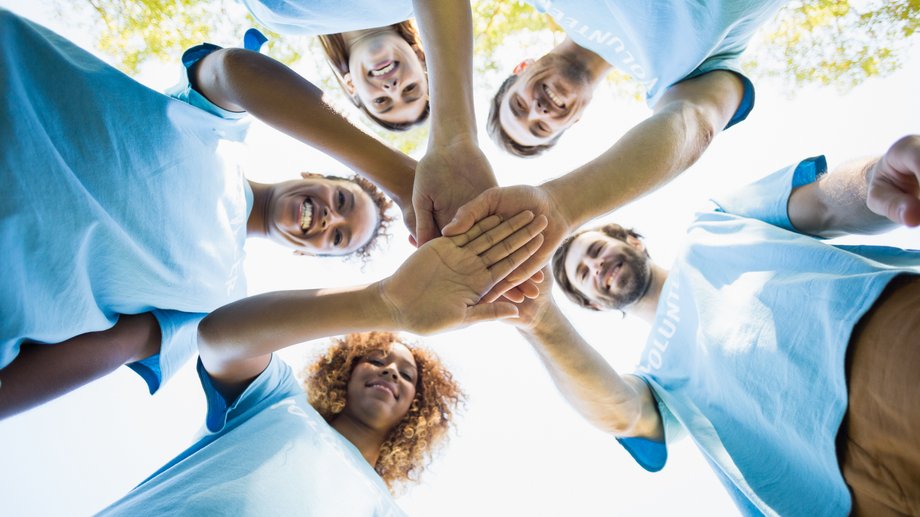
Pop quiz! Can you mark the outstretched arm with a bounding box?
[444,71,743,299]
[199,211,546,400]
[191,48,418,231]
[410,0,498,244]
[789,135,920,237]
[507,275,662,439]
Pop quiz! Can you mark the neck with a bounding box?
[246,180,271,238]
[625,263,669,324]
[553,37,613,86]
[330,412,389,467]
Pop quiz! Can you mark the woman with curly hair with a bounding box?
[98,209,548,515]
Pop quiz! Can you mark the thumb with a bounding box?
[442,191,494,236]
[415,210,441,246]
[464,302,520,324]
[869,182,920,227]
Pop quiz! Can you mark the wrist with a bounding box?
[540,181,579,230]
[363,282,402,332]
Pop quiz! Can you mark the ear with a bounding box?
[512,59,535,76]
[341,72,361,106]
[626,235,645,253]
[300,171,323,180]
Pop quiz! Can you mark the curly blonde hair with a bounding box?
[303,332,465,492]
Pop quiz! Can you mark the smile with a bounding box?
[300,199,313,233]
[542,83,566,109]
[366,381,398,400]
[603,262,623,290]
[369,61,396,78]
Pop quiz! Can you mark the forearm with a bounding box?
[198,284,394,372]
[411,0,477,143]
[520,305,661,438]
[194,48,415,205]
[544,103,715,228]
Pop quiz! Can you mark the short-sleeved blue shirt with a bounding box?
[525,0,785,124]
[99,355,407,516]
[241,0,414,35]
[617,158,920,516]
[0,11,251,389]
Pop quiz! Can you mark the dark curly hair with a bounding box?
[303,332,465,493]
[487,74,561,158]
[551,223,648,310]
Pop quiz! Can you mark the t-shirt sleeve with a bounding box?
[163,43,249,121]
[710,155,828,230]
[197,353,304,433]
[616,377,687,472]
[126,309,205,395]
[681,55,755,130]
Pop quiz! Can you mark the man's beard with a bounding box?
[595,247,652,311]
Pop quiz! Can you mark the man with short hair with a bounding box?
[507,136,920,515]
[446,0,786,299]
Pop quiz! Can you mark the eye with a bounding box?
[400,371,414,382]
[374,97,386,105]
[515,97,526,112]
[368,359,384,366]
[404,83,416,93]
[333,229,343,247]
[337,190,346,210]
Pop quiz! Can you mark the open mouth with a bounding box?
[603,262,623,291]
[542,83,566,109]
[300,198,314,233]
[369,60,397,78]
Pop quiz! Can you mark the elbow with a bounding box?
[196,313,226,363]
[661,100,718,170]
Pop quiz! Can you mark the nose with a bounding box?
[533,97,550,115]
[379,365,398,381]
[319,207,345,230]
[587,256,605,276]
[381,77,398,90]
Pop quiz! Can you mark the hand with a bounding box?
[504,267,557,333]
[867,135,920,227]
[413,139,498,246]
[380,211,547,335]
[442,184,572,303]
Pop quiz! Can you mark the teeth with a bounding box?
[370,62,395,77]
[544,84,565,108]
[300,200,313,232]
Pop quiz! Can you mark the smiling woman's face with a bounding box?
[345,30,428,126]
[267,176,378,256]
[342,344,418,431]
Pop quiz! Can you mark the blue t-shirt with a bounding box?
[99,355,407,516]
[0,11,251,389]
[617,157,920,516]
[525,0,784,122]
[241,0,414,35]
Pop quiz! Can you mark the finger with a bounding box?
[515,279,541,299]
[868,180,920,227]
[441,190,497,236]
[415,210,441,247]
[464,302,519,325]
[478,214,547,265]
[447,215,503,248]
[531,270,545,283]
[463,211,534,255]
[488,233,545,285]
[500,287,526,304]
[407,234,418,248]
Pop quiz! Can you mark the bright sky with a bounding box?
[1,1,918,515]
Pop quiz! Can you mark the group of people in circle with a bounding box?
[1,0,918,515]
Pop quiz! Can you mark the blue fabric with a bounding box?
[0,11,251,391]
[525,0,783,115]
[616,158,920,516]
[99,355,408,516]
[240,0,414,35]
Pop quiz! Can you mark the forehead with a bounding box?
[343,182,380,254]
[498,82,550,148]
[563,231,615,279]
[366,343,417,368]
